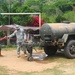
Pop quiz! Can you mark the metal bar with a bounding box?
[39,13,41,27]
[0,13,41,27]
[0,13,41,15]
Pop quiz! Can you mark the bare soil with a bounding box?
[0,49,59,72]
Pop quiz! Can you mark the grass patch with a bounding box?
[0,66,9,75]
[0,56,75,75]
[17,67,64,75]
[1,45,17,51]
[17,63,75,75]
[0,65,75,75]
[1,45,42,51]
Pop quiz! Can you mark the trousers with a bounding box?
[17,42,27,55]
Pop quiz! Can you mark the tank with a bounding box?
[39,23,75,41]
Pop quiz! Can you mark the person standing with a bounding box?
[7,25,27,57]
[0,36,7,56]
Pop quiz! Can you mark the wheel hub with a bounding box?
[70,45,75,54]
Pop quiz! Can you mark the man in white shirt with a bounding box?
[8,25,27,57]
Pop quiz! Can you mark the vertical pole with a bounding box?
[0,47,1,56]
[9,0,10,25]
[7,29,10,45]
[39,13,41,28]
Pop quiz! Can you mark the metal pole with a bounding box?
[39,13,41,27]
[9,0,10,25]
[7,0,10,46]
[0,13,41,15]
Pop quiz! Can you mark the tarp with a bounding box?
[0,24,39,31]
[0,25,15,31]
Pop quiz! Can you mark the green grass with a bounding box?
[0,66,9,75]
[17,61,75,75]
[0,64,75,75]
[0,58,75,75]
[17,67,64,75]
[2,45,17,51]
[1,45,42,51]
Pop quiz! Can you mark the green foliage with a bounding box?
[0,0,75,25]
[54,0,74,12]
[56,15,67,23]
[0,31,3,37]
[63,11,75,22]
[0,15,9,25]
[11,2,22,13]
[12,15,32,26]
[42,13,50,22]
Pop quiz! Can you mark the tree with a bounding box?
[54,0,74,12]
[0,0,75,25]
[56,15,67,23]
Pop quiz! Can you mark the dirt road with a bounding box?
[0,50,59,72]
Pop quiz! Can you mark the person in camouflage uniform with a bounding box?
[8,25,27,57]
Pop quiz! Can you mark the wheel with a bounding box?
[64,40,75,58]
[27,56,33,61]
[44,46,57,56]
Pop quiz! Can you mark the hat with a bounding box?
[16,25,19,28]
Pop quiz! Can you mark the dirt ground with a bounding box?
[0,49,59,72]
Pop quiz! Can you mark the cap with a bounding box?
[16,25,20,30]
[15,25,20,30]
[16,25,19,28]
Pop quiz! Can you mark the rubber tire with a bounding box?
[44,46,57,56]
[64,40,75,59]
[27,56,33,61]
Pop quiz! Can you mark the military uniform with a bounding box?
[8,27,27,56]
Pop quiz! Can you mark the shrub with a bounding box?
[56,15,67,23]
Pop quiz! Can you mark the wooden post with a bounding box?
[0,47,2,56]
[7,29,10,45]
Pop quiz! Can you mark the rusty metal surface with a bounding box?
[40,23,75,40]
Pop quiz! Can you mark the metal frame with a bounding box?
[0,13,41,27]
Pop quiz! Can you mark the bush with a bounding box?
[63,11,75,22]
[56,15,67,23]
